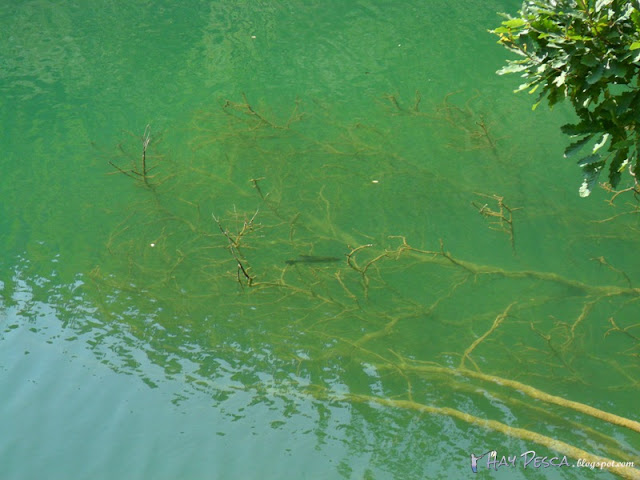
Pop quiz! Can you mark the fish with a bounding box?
[285,255,342,266]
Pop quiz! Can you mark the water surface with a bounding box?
[1,1,639,479]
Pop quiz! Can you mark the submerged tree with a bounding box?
[492,0,640,197]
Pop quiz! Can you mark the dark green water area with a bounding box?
[1,2,638,479]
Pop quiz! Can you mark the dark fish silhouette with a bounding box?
[285,255,342,266]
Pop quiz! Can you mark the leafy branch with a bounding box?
[491,1,640,197]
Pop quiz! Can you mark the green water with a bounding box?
[1,1,639,479]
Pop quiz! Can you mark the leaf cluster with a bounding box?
[492,0,640,196]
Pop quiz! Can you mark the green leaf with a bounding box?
[561,122,594,136]
[630,41,640,50]
[586,64,605,84]
[496,63,529,75]
[614,91,636,115]
[608,149,629,188]
[592,133,609,153]
[552,71,567,87]
[502,18,526,28]
[563,135,593,158]
[514,82,534,93]
[595,0,613,12]
[608,169,622,188]
[578,164,603,197]
[580,53,599,67]
[567,34,592,41]
[611,138,634,150]
[577,153,602,167]
[550,55,569,69]
[608,61,628,78]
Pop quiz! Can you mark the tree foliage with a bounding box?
[492,0,640,197]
